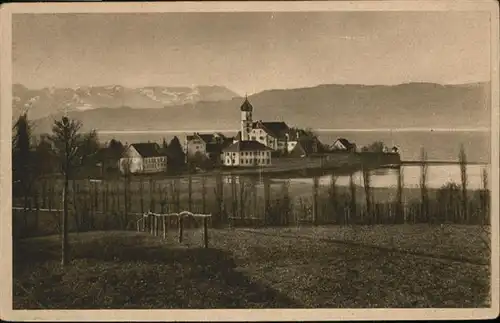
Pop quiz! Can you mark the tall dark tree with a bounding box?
[188,151,211,171]
[362,141,385,153]
[108,138,124,158]
[35,135,55,176]
[161,137,168,152]
[77,130,100,172]
[12,113,38,213]
[166,136,185,173]
[107,138,125,172]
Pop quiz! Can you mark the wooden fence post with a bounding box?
[263,177,270,225]
[103,183,108,228]
[349,173,356,225]
[41,179,47,209]
[163,216,167,239]
[312,176,319,226]
[156,215,160,236]
[34,190,40,233]
[201,175,207,215]
[214,171,224,226]
[178,214,183,243]
[95,181,99,213]
[203,216,208,248]
[140,178,144,214]
[188,173,193,212]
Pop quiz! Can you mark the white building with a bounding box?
[119,143,167,174]
[239,96,290,154]
[222,140,273,167]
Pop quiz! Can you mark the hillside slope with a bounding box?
[28,82,490,134]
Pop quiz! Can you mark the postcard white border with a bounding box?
[1,1,499,321]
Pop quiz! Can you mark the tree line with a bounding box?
[12,113,188,266]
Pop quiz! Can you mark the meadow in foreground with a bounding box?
[13,225,490,309]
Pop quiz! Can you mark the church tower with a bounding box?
[240,95,253,141]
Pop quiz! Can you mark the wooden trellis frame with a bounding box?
[137,211,212,248]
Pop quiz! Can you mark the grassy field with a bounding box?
[13,224,490,309]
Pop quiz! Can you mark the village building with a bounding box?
[222,140,273,167]
[239,96,290,154]
[185,132,234,165]
[288,136,325,157]
[331,138,357,152]
[119,142,167,174]
[285,129,321,154]
[185,132,227,157]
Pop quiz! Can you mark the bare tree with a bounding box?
[419,147,428,223]
[349,172,356,224]
[362,166,372,223]
[121,157,133,227]
[479,167,490,252]
[395,165,404,224]
[458,144,468,223]
[48,116,96,266]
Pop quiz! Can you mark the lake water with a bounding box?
[97,129,491,190]
[97,129,491,163]
[286,164,490,190]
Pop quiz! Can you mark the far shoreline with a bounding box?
[96,128,491,134]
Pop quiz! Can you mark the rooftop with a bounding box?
[223,140,273,152]
[253,121,290,139]
[240,97,253,112]
[130,143,164,158]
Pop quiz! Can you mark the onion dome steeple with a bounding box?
[240,94,253,112]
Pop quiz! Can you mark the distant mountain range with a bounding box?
[15,82,490,134]
[13,84,240,120]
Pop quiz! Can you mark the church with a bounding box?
[237,96,291,154]
[221,96,292,167]
[220,96,326,167]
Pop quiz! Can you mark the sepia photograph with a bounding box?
[1,1,499,321]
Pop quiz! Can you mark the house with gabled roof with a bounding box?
[289,137,326,158]
[119,142,167,174]
[222,140,273,167]
[185,132,228,158]
[331,138,357,152]
[249,120,291,153]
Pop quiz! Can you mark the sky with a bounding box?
[12,11,491,95]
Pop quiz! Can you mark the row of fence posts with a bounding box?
[137,211,211,249]
[14,156,490,236]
